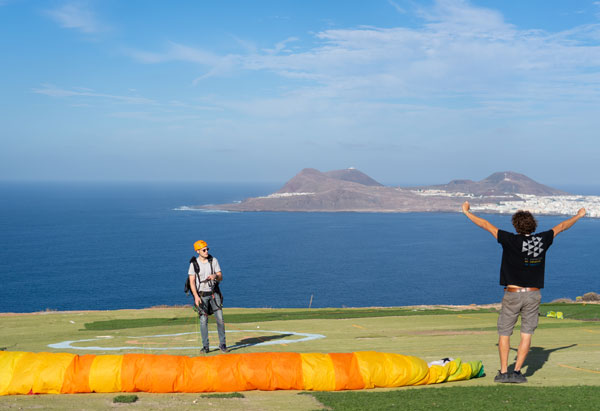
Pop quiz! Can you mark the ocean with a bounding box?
[0,182,598,313]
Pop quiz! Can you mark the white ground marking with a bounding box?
[48,330,325,351]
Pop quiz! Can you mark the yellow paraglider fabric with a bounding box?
[0,351,483,395]
[421,360,456,385]
[0,351,26,395]
[88,355,123,393]
[1,352,75,395]
[300,353,336,391]
[354,352,429,388]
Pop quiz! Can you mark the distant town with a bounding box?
[413,190,600,218]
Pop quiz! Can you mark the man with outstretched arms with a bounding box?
[462,201,585,383]
[189,240,228,354]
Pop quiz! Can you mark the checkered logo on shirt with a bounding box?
[522,236,544,258]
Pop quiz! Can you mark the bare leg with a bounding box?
[498,335,510,373]
[514,333,532,372]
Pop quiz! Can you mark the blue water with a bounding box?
[0,182,598,313]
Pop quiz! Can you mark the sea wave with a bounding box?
[173,206,232,213]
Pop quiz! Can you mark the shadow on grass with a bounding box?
[227,333,293,352]
[507,344,578,376]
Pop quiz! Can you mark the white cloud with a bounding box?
[108,111,204,122]
[419,0,510,34]
[31,85,225,126]
[387,0,406,14]
[127,0,600,106]
[594,1,600,19]
[129,42,228,65]
[127,42,241,82]
[32,84,156,105]
[45,1,106,34]
[229,34,258,54]
[263,37,300,54]
[118,0,600,158]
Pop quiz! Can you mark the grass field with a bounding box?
[1,303,598,410]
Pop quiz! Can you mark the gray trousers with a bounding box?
[199,294,226,349]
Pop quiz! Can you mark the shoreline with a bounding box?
[190,206,600,218]
[0,304,498,317]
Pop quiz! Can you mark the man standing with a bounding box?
[462,201,585,383]
[189,240,228,354]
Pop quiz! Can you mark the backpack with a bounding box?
[185,255,223,314]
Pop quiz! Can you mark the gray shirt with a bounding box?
[188,257,222,293]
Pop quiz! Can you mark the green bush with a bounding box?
[113,394,139,403]
[200,392,245,399]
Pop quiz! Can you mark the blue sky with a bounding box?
[1,0,600,185]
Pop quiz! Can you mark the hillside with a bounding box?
[416,171,567,196]
[197,168,573,213]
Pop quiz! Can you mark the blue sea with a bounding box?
[0,182,598,313]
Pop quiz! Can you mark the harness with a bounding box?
[185,255,223,315]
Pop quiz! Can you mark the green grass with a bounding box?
[82,303,599,331]
[462,322,600,334]
[83,316,195,330]
[539,303,600,321]
[200,392,245,399]
[307,385,599,411]
[83,307,498,330]
[1,304,599,410]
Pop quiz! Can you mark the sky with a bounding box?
[1,0,600,185]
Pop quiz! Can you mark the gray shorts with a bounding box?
[497,290,542,336]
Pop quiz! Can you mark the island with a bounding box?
[192,168,600,217]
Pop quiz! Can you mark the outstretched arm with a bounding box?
[552,208,586,237]
[462,201,499,239]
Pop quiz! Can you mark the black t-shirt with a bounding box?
[497,229,555,288]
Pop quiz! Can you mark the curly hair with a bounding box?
[512,210,537,235]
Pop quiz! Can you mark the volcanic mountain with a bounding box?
[277,168,383,194]
[198,168,568,213]
[416,171,567,196]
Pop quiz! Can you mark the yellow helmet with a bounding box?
[194,240,208,251]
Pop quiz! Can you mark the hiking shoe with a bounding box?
[202,347,210,354]
[510,370,528,383]
[219,345,229,353]
[494,371,510,383]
